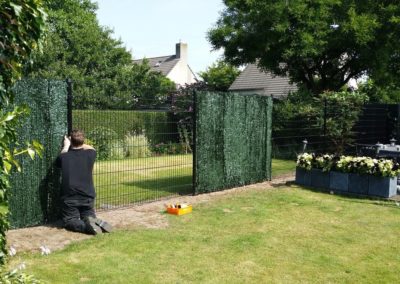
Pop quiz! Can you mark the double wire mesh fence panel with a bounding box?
[272,100,400,161]
[71,92,195,210]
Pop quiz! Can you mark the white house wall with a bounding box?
[167,60,197,86]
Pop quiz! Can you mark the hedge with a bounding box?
[72,110,178,145]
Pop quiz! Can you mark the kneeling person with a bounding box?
[56,130,112,235]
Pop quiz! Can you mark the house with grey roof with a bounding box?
[133,42,197,86]
[229,64,297,97]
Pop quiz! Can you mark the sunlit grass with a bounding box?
[271,158,296,177]
[93,155,192,207]
[13,186,400,283]
[93,156,296,207]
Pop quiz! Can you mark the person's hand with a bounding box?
[61,135,71,153]
[63,135,71,148]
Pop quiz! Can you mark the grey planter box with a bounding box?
[295,167,311,186]
[310,168,330,189]
[329,171,349,192]
[348,173,369,195]
[368,176,397,198]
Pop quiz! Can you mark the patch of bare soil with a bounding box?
[6,174,294,255]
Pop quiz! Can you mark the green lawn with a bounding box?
[271,158,296,177]
[12,186,400,283]
[93,156,296,207]
[93,155,193,207]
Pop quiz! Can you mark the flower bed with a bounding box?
[296,153,399,198]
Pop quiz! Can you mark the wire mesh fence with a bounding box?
[69,82,195,210]
[272,97,400,161]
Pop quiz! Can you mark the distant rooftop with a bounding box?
[229,64,297,97]
[133,55,179,76]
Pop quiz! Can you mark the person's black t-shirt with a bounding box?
[56,148,96,200]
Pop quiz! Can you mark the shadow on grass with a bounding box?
[288,181,400,209]
[123,175,193,195]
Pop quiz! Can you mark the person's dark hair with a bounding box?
[70,129,85,147]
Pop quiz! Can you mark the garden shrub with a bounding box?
[151,142,185,156]
[272,90,321,159]
[109,139,125,160]
[73,110,179,148]
[124,133,151,158]
[273,90,368,157]
[178,124,192,154]
[320,91,368,154]
[87,127,118,160]
[73,110,174,138]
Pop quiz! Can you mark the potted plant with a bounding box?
[329,155,349,192]
[368,159,399,198]
[296,153,312,186]
[296,153,399,198]
[345,156,372,195]
[310,154,332,189]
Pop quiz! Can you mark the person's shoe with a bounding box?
[84,216,103,235]
[93,218,113,233]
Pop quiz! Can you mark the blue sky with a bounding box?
[95,0,225,74]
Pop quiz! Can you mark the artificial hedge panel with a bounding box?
[9,79,67,228]
[195,92,272,194]
[195,92,225,191]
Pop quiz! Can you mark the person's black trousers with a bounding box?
[62,198,96,234]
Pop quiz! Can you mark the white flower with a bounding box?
[16,262,26,270]
[9,245,16,257]
[40,245,51,255]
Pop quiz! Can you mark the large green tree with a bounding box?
[0,0,45,267]
[198,60,240,91]
[26,0,175,109]
[208,1,400,95]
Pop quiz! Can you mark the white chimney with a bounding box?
[176,42,188,63]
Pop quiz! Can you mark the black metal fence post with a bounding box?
[323,97,327,151]
[192,91,197,195]
[66,78,73,134]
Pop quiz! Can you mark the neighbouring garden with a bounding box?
[8,186,400,283]
[93,156,296,207]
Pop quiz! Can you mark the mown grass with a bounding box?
[93,154,193,207]
[11,186,400,283]
[271,158,296,177]
[93,156,296,207]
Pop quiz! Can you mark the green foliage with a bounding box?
[25,0,175,109]
[0,0,46,266]
[273,90,367,156]
[124,133,151,159]
[358,79,400,103]
[198,60,240,91]
[151,142,186,156]
[88,127,118,160]
[73,110,176,146]
[178,124,192,154]
[109,139,125,160]
[130,61,176,109]
[0,269,41,283]
[272,89,322,158]
[209,1,400,94]
[298,153,400,177]
[321,91,368,154]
